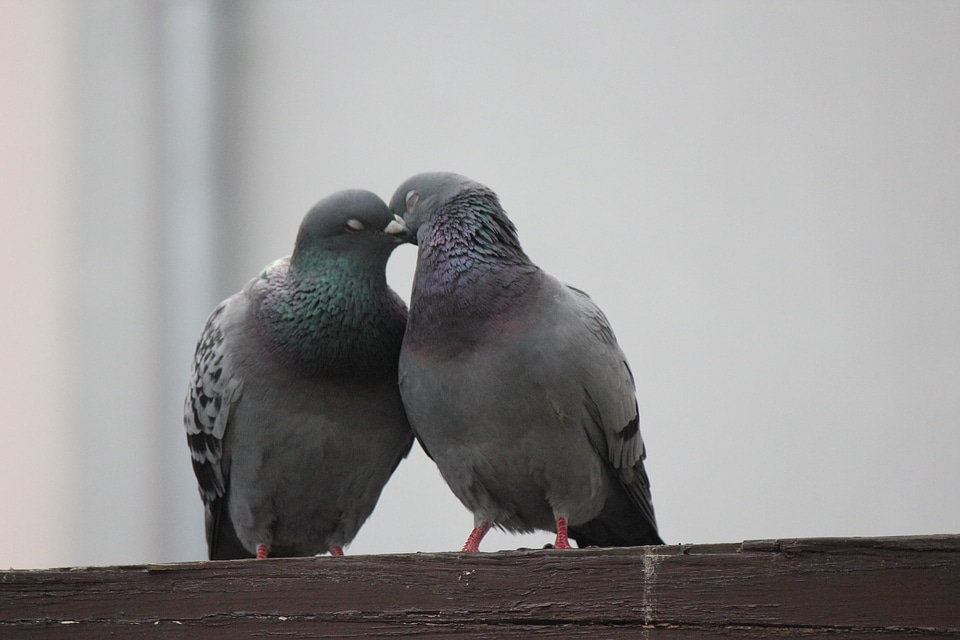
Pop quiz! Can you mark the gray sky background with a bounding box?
[1,1,958,568]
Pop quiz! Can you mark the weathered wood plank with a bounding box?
[2,535,958,638]
[5,620,952,640]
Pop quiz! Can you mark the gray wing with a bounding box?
[183,296,245,552]
[565,284,658,529]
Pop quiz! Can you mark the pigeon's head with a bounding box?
[292,189,407,269]
[385,172,485,246]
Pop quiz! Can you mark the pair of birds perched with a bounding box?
[185,172,663,560]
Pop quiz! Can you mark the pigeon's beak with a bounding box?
[383,214,415,244]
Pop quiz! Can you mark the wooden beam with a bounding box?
[2,535,958,638]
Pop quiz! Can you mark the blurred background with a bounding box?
[2,1,958,569]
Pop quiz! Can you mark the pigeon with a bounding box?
[184,189,413,560]
[385,172,663,551]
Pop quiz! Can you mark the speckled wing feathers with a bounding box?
[184,299,244,508]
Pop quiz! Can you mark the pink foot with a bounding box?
[256,544,269,559]
[461,522,492,552]
[329,546,344,556]
[554,517,572,549]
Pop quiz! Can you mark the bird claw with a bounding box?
[553,516,573,549]
[461,522,492,552]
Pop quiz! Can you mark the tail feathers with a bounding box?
[569,518,664,547]
[206,497,254,560]
[569,486,664,548]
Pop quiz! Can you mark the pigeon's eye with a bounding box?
[405,190,420,213]
[345,218,364,232]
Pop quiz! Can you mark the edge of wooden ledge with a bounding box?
[4,532,958,574]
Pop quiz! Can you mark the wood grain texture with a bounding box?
[2,535,958,638]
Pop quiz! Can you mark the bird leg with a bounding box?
[461,522,492,552]
[256,543,269,559]
[553,517,572,549]
[329,546,344,556]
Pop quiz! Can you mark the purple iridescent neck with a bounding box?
[406,189,541,347]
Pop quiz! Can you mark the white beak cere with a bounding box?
[384,214,409,235]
